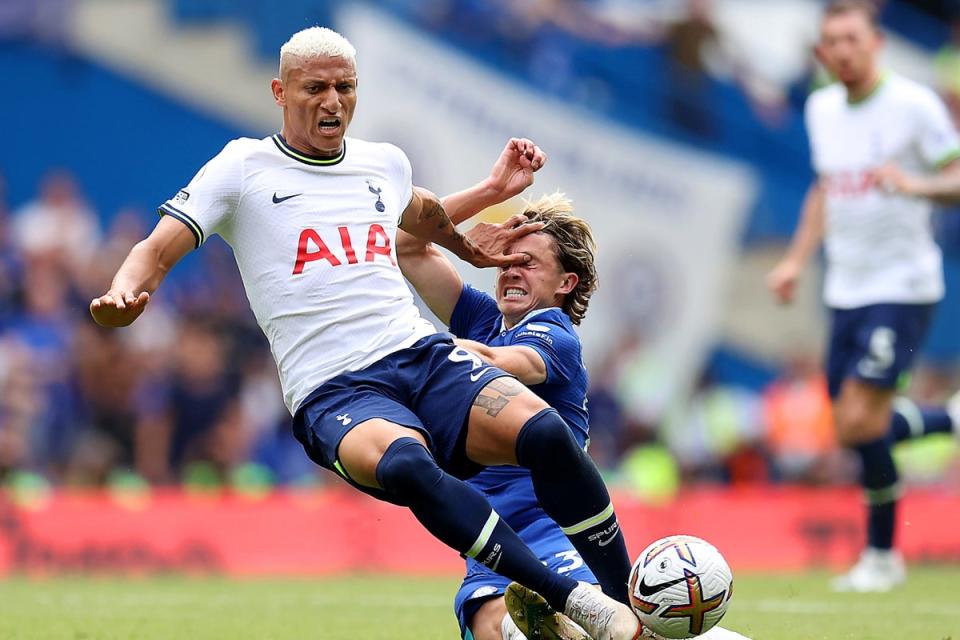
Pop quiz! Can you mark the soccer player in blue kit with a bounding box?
[399,191,600,640]
[399,183,750,640]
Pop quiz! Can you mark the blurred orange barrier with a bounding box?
[0,487,957,575]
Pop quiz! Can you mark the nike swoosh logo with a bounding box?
[597,527,622,547]
[272,192,302,204]
[470,368,491,382]
[635,575,689,597]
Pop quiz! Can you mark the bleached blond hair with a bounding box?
[279,27,357,76]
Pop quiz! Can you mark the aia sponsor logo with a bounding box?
[822,171,878,197]
[293,224,395,274]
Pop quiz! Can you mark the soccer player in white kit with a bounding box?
[90,26,645,640]
[768,0,960,592]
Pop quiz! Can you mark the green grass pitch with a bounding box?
[0,567,956,639]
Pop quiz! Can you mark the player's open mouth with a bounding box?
[503,287,527,299]
[318,118,341,133]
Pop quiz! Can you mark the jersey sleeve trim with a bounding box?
[934,148,960,169]
[158,203,204,248]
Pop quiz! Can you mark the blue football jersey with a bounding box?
[449,284,589,529]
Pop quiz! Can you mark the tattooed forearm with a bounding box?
[474,393,509,417]
[404,187,482,265]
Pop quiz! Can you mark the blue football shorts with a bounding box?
[453,514,597,638]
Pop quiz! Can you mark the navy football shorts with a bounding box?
[826,303,935,398]
[291,333,511,500]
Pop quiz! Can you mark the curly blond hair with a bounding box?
[520,193,598,325]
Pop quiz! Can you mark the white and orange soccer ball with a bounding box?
[628,535,734,639]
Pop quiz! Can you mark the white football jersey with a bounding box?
[806,73,960,308]
[160,134,437,412]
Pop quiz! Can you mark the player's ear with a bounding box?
[271,78,285,107]
[871,28,885,50]
[813,43,826,67]
[558,273,578,295]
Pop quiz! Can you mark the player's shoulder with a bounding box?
[805,82,846,115]
[344,137,409,163]
[515,309,578,340]
[222,136,269,156]
[206,136,272,169]
[884,73,942,109]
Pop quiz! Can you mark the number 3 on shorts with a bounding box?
[857,326,896,378]
[554,550,584,574]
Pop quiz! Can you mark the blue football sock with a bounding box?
[888,398,954,443]
[376,438,577,611]
[853,437,900,550]
[515,409,632,605]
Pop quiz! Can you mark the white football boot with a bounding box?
[505,582,644,640]
[831,547,906,592]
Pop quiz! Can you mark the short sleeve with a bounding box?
[804,94,822,174]
[915,88,960,169]
[384,144,414,224]
[512,317,581,386]
[449,284,500,341]
[158,140,244,247]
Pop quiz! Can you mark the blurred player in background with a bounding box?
[89,26,643,640]
[399,189,750,640]
[768,0,960,592]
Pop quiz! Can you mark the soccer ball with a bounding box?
[628,535,733,639]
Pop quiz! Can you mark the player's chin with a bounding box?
[498,298,529,316]
[312,129,343,147]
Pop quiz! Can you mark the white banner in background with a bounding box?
[340,6,758,418]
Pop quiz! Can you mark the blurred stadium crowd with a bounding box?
[2,0,960,496]
[0,171,316,490]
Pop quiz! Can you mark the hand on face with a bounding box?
[487,138,547,201]
[464,213,545,268]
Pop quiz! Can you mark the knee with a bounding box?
[375,438,441,498]
[515,409,581,468]
[470,597,508,640]
[834,402,884,447]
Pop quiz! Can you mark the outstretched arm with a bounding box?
[89,216,196,327]
[456,338,547,385]
[398,214,540,324]
[398,137,547,268]
[397,138,547,322]
[873,160,960,204]
[442,138,546,225]
[766,180,824,305]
